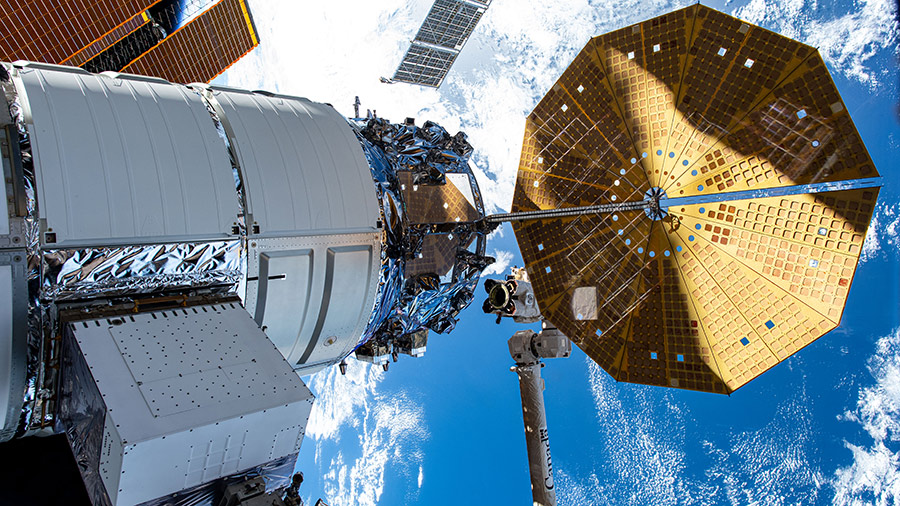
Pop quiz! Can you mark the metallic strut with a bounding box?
[485,177,882,224]
[486,200,649,223]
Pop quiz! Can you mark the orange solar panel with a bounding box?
[122,0,258,83]
[66,11,150,66]
[0,0,158,64]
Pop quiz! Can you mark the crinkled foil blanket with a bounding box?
[353,118,494,348]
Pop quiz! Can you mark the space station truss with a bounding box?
[510,5,880,394]
[392,0,491,87]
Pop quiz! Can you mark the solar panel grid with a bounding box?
[520,211,652,329]
[651,252,726,393]
[0,0,156,64]
[393,44,456,87]
[662,11,815,191]
[640,9,696,189]
[567,221,652,374]
[414,0,484,50]
[597,23,653,174]
[518,65,649,214]
[618,274,671,389]
[601,9,690,188]
[668,61,878,198]
[393,0,489,86]
[67,12,149,66]
[639,10,689,151]
[690,189,875,311]
[669,224,827,389]
[664,232,770,388]
[510,4,881,393]
[123,0,256,83]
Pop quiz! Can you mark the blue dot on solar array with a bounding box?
[695,224,701,230]
[699,207,705,214]
[691,170,698,176]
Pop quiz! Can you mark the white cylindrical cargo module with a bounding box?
[200,84,383,375]
[8,61,382,376]
[0,60,492,505]
[0,61,384,504]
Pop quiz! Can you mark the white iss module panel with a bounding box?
[59,302,314,506]
[14,62,238,248]
[244,232,382,376]
[204,85,380,236]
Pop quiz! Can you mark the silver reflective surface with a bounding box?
[41,241,243,301]
[354,117,493,347]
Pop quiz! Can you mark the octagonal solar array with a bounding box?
[510,4,880,393]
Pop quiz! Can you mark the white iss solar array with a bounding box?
[392,0,491,87]
[0,61,385,505]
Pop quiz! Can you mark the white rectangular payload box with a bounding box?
[58,300,314,506]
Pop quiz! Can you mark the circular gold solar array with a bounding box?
[510,5,880,393]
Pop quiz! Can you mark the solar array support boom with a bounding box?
[485,178,882,224]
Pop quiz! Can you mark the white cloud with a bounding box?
[555,468,605,506]
[806,0,899,88]
[569,358,827,505]
[481,249,514,277]
[306,360,428,506]
[578,360,694,505]
[860,203,900,263]
[733,0,899,89]
[832,327,900,505]
[704,392,825,506]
